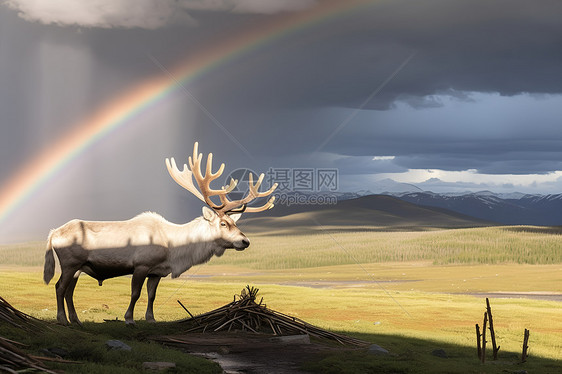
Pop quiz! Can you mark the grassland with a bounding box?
[1,225,561,372]
[3,225,561,269]
[219,225,562,268]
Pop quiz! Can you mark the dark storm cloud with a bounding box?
[326,92,562,175]
[356,0,562,104]
[189,84,562,176]
[166,0,562,177]
[195,0,562,112]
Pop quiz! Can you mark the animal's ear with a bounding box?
[229,213,242,223]
[202,206,217,222]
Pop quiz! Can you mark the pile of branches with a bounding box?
[1,297,55,374]
[0,297,46,332]
[0,336,56,374]
[178,286,368,346]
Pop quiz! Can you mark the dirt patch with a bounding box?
[154,332,364,374]
[462,292,562,302]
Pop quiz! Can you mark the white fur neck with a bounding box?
[165,216,224,278]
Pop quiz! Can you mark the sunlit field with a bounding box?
[4,225,561,268]
[1,225,561,371]
[219,225,562,268]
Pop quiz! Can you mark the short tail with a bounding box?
[43,232,55,284]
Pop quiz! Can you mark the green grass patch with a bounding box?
[0,321,221,373]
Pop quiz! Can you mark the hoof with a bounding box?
[70,319,83,327]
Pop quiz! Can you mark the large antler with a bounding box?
[216,172,277,214]
[166,142,277,216]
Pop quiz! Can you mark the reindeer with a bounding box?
[43,142,277,325]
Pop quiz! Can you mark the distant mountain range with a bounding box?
[337,178,562,226]
[389,191,562,226]
[241,186,562,232]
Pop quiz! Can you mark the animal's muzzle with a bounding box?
[236,238,250,251]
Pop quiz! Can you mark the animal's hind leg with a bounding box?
[65,276,82,326]
[124,267,148,325]
[145,276,160,322]
[55,271,76,325]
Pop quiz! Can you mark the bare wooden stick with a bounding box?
[481,311,488,363]
[177,300,199,325]
[475,324,482,360]
[486,298,500,360]
[266,317,278,335]
[214,315,243,332]
[238,319,259,333]
[522,329,530,363]
[29,355,83,364]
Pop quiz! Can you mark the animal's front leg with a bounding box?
[145,276,161,322]
[124,267,148,325]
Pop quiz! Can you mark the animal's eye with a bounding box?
[220,221,227,227]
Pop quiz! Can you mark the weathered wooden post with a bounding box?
[522,329,530,363]
[486,298,500,360]
[481,312,488,363]
[475,324,482,360]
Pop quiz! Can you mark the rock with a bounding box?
[368,344,390,355]
[269,334,311,345]
[106,339,132,351]
[431,349,448,358]
[142,362,176,371]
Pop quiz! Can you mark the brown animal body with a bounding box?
[44,142,276,325]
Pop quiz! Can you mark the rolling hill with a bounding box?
[240,195,492,234]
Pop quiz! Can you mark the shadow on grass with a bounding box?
[2,320,560,374]
[0,320,222,374]
[304,329,562,374]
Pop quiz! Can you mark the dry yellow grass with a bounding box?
[1,266,561,361]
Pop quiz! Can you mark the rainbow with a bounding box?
[0,0,373,226]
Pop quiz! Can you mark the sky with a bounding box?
[1,0,562,242]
